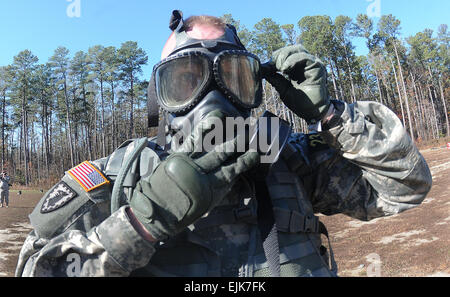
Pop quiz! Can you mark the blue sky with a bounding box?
[0,0,448,80]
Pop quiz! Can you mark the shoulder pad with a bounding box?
[104,137,165,180]
[29,161,111,239]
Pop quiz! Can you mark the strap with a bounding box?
[147,74,160,128]
[156,114,167,150]
[195,206,324,235]
[318,221,338,273]
[274,207,337,273]
[255,180,280,277]
[110,137,149,213]
[194,205,256,230]
[273,208,321,233]
[122,172,138,188]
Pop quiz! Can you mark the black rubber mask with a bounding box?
[154,48,262,114]
[148,10,262,144]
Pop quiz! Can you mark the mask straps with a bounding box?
[147,72,167,151]
[156,112,167,151]
[147,73,160,128]
[226,24,247,50]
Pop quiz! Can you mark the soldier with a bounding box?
[0,171,10,208]
[15,11,432,277]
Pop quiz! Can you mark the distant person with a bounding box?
[0,171,10,208]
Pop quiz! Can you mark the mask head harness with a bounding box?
[148,10,263,148]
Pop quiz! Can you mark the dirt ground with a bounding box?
[320,146,450,277]
[0,191,41,277]
[0,147,448,277]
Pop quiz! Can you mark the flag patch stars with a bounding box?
[68,161,110,192]
[41,181,78,213]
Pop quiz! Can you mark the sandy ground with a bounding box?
[320,146,450,277]
[0,191,41,277]
[0,147,448,277]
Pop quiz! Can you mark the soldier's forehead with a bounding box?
[161,24,225,59]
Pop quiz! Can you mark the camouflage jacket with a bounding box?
[15,100,432,277]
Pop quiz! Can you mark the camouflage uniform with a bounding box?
[0,174,10,207]
[15,99,432,277]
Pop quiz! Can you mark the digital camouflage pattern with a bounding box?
[15,99,432,277]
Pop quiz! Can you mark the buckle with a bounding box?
[304,215,318,233]
[233,206,254,222]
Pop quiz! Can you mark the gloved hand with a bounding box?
[129,111,260,241]
[262,44,331,124]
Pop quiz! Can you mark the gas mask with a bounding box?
[148,10,263,148]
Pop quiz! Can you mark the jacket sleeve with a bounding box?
[309,100,432,221]
[16,206,155,277]
[15,142,161,277]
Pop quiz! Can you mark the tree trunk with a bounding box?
[100,77,106,157]
[381,72,393,108]
[418,83,433,140]
[63,75,75,168]
[428,66,449,137]
[129,73,135,139]
[393,42,414,140]
[374,69,384,105]
[46,105,51,174]
[49,107,54,167]
[110,81,116,151]
[411,74,425,141]
[93,94,98,160]
[82,84,92,161]
[391,58,406,128]
[428,86,440,139]
[71,89,80,165]
[1,93,6,172]
[328,61,339,100]
[23,110,29,185]
[343,45,357,103]
[42,99,49,177]
[438,77,449,136]
[333,59,346,101]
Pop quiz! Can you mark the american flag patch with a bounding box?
[68,161,109,192]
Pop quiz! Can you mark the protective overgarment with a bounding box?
[15,10,432,277]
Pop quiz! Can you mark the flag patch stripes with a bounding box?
[68,161,109,192]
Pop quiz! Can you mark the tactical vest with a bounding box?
[29,134,338,277]
[125,135,338,277]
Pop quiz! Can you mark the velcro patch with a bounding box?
[68,161,109,192]
[41,181,78,214]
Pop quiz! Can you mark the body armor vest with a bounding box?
[113,135,339,277]
[30,133,338,277]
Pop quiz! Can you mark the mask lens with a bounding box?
[155,55,210,110]
[218,54,261,107]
